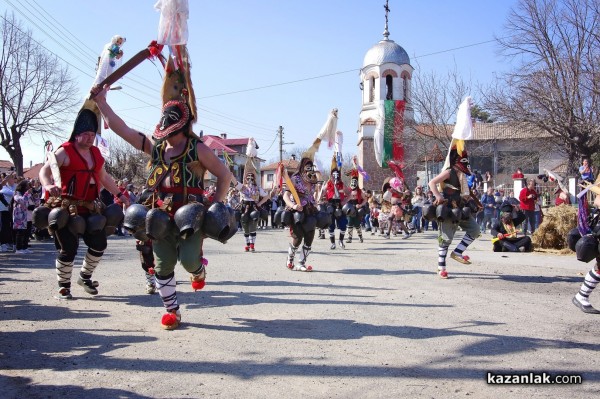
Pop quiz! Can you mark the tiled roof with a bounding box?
[23,163,44,179]
[221,138,249,146]
[262,159,300,171]
[203,136,237,154]
[551,163,568,174]
[0,159,14,169]
[203,135,250,147]
[415,123,553,140]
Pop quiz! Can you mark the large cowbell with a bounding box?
[32,206,51,229]
[203,202,237,243]
[124,204,149,241]
[146,208,172,240]
[48,207,69,233]
[104,203,124,236]
[174,202,206,240]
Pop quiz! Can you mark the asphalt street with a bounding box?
[0,226,598,398]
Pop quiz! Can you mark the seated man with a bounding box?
[491,203,533,252]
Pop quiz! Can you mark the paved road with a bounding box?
[0,227,598,398]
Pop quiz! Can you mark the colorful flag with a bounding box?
[374,99,405,168]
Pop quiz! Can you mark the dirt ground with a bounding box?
[1,227,598,398]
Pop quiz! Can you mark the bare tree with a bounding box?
[411,63,472,148]
[103,135,149,185]
[0,12,79,175]
[483,0,600,174]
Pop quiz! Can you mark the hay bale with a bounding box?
[531,204,577,250]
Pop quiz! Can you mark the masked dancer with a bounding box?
[427,97,480,279]
[92,47,232,329]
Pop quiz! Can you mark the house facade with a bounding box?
[415,123,564,190]
[202,134,264,186]
[260,158,299,191]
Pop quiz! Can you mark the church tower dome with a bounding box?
[363,38,410,68]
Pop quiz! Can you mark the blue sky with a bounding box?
[0,0,517,168]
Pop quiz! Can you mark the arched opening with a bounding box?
[403,76,408,101]
[386,75,393,100]
[369,77,376,103]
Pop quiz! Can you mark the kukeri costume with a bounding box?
[234,138,267,252]
[326,168,348,250]
[425,145,481,279]
[344,170,366,244]
[280,111,334,270]
[425,97,481,279]
[284,158,320,272]
[33,109,125,300]
[570,187,600,314]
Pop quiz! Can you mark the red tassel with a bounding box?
[148,267,155,275]
[191,280,205,290]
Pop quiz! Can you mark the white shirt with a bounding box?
[0,183,16,212]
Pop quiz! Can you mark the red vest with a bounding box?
[326,180,345,201]
[60,142,104,201]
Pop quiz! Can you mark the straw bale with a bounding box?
[531,205,577,250]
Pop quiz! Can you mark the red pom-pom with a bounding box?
[191,280,205,290]
[148,41,164,58]
[148,267,155,275]
[462,255,470,262]
[161,312,178,326]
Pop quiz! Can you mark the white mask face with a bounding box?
[332,171,340,181]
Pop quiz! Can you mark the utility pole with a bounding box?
[278,126,284,164]
[278,125,294,163]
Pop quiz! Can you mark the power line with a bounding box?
[24,0,98,59]
[196,38,510,99]
[259,132,279,156]
[3,0,95,70]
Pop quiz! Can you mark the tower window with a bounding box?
[403,76,408,101]
[369,77,375,103]
[386,75,393,100]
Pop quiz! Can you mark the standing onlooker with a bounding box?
[411,186,425,233]
[480,187,496,234]
[369,200,380,234]
[474,170,484,190]
[579,158,595,184]
[30,178,49,241]
[227,187,241,231]
[12,180,35,254]
[0,172,16,252]
[484,171,493,187]
[363,190,373,231]
[422,191,438,231]
[270,188,280,228]
[512,168,525,179]
[519,178,538,235]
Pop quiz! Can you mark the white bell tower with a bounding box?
[357,1,414,191]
